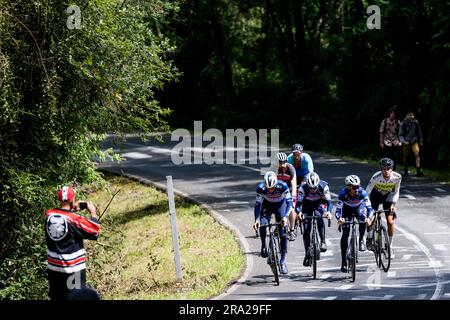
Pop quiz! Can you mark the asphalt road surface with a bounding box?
[100,134,450,300]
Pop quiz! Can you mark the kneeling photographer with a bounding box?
[44,186,100,300]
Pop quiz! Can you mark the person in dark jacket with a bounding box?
[45,186,100,300]
[399,110,424,177]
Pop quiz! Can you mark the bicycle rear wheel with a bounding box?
[269,235,280,285]
[379,226,391,272]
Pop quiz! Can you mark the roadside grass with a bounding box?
[84,174,245,299]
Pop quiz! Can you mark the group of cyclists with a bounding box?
[253,144,402,275]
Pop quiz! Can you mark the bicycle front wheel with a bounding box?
[312,233,317,279]
[379,226,391,272]
[351,235,357,282]
[269,235,279,285]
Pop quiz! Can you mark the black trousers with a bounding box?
[47,269,86,300]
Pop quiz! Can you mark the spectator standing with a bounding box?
[379,108,402,170]
[399,110,424,177]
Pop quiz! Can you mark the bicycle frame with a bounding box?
[341,216,366,282]
[303,210,331,279]
[262,221,283,285]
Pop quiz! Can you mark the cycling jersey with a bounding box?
[45,208,100,273]
[335,187,373,219]
[295,180,333,213]
[366,171,402,203]
[287,152,314,183]
[276,163,296,185]
[254,180,292,220]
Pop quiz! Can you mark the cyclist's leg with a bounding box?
[340,224,350,271]
[275,202,288,273]
[367,195,381,247]
[316,207,326,242]
[259,202,270,257]
[287,207,297,241]
[384,201,395,257]
[357,203,368,251]
[302,210,312,256]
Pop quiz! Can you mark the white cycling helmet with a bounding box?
[306,172,320,189]
[264,171,278,189]
[276,152,288,162]
[345,175,360,187]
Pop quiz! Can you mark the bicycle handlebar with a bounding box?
[302,215,331,228]
[374,209,392,214]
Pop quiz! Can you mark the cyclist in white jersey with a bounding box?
[365,158,402,258]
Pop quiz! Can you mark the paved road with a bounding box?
[100,134,450,300]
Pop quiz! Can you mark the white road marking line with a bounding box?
[424,232,450,235]
[396,225,444,300]
[319,274,331,279]
[387,271,397,278]
[323,296,337,300]
[338,284,353,290]
[321,250,334,257]
[352,295,394,300]
[444,293,450,298]
[228,201,250,205]
[433,244,447,251]
[122,152,153,159]
[435,188,446,192]
[403,194,416,200]
[415,294,427,299]
[402,254,412,260]
[331,192,339,197]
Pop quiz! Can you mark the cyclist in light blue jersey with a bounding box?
[287,144,314,187]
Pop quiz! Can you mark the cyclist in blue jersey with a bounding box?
[295,172,333,267]
[335,175,373,272]
[287,144,314,187]
[253,171,292,274]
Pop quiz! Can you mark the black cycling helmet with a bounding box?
[379,157,394,169]
[292,144,303,153]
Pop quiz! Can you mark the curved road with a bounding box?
[100,134,450,300]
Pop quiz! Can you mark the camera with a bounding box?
[79,202,88,210]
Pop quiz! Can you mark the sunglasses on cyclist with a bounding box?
[278,160,287,164]
[347,185,359,190]
[381,167,393,171]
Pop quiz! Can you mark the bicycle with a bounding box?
[369,209,391,272]
[339,215,367,282]
[261,221,283,285]
[302,210,331,279]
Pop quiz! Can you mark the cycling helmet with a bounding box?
[292,144,303,153]
[345,175,360,187]
[306,172,320,189]
[264,171,278,189]
[58,186,75,202]
[276,152,288,162]
[379,157,394,169]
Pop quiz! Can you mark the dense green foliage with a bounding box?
[162,0,449,168]
[0,0,178,299]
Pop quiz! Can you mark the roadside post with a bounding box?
[166,176,183,281]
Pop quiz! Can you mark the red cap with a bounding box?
[58,186,75,202]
